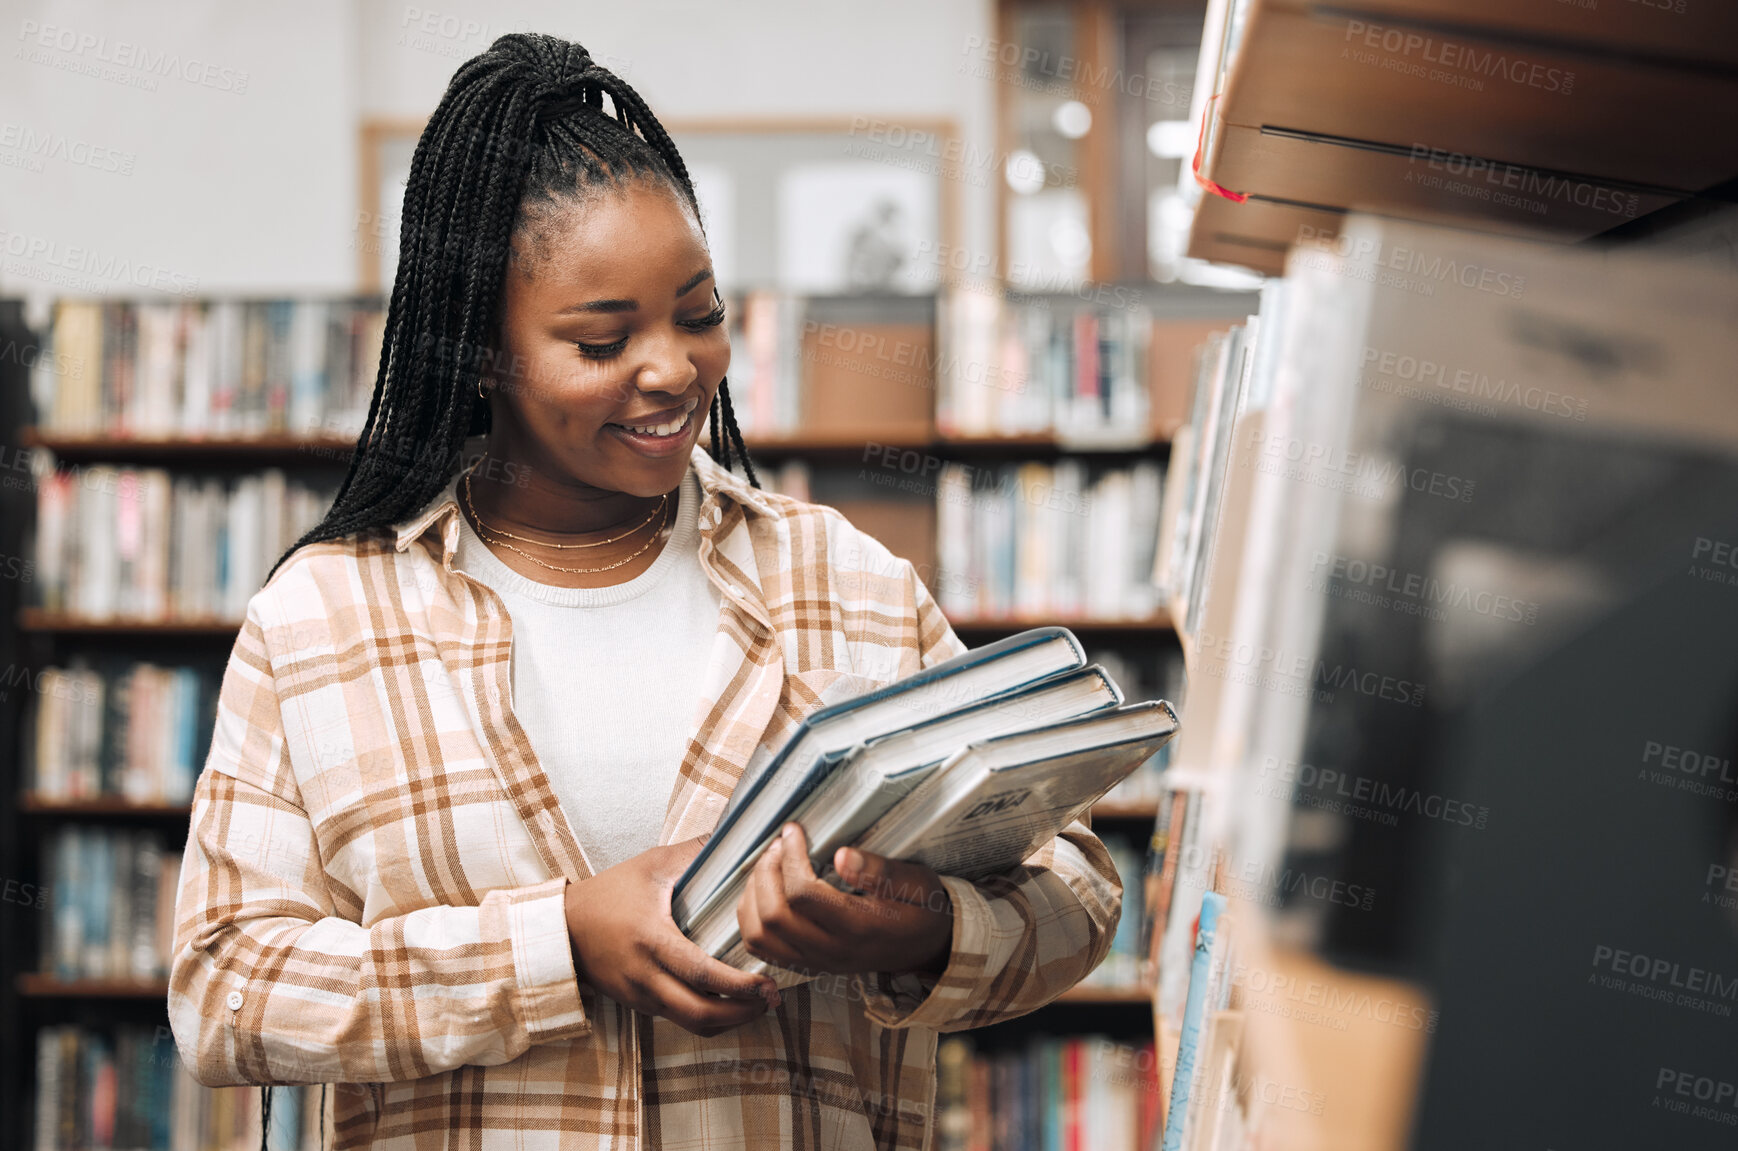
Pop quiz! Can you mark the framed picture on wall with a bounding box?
[667,118,960,295]
[357,118,424,293]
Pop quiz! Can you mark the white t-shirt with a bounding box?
[452,467,722,873]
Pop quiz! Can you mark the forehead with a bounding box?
[511,181,707,295]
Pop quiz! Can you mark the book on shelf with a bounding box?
[1095,646,1186,809]
[934,459,1164,621]
[1162,890,1233,1151]
[672,627,1180,980]
[722,291,935,441]
[1153,783,1222,1028]
[33,1025,325,1151]
[37,298,383,439]
[1077,831,1151,991]
[29,463,338,621]
[22,657,220,805]
[935,284,1155,442]
[1152,307,1262,641]
[38,824,181,983]
[933,1033,1160,1151]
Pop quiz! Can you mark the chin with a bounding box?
[598,442,692,496]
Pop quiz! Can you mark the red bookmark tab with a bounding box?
[1192,94,1248,203]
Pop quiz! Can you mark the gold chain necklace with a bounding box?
[470,508,670,573]
[461,465,674,575]
[463,467,666,548]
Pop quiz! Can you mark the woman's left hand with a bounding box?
[737,823,954,978]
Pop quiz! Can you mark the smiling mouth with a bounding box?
[610,396,701,438]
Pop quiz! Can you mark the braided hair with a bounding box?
[267,33,756,586]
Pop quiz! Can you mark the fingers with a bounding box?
[774,824,860,931]
[834,846,940,908]
[736,874,807,969]
[777,823,818,887]
[643,970,770,1037]
[741,838,837,967]
[651,931,779,1003]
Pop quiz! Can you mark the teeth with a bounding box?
[622,401,696,437]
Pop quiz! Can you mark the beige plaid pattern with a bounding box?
[168,445,1122,1150]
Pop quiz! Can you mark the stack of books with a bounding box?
[672,627,1180,980]
[36,299,383,439]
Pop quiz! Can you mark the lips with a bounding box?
[610,395,701,438]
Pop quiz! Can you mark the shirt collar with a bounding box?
[389,442,777,558]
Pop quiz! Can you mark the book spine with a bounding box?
[33,1027,60,1151]
[1161,889,1227,1151]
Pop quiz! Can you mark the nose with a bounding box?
[634,325,699,396]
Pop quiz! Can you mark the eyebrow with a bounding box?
[557,267,715,315]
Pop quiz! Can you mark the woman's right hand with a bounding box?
[564,835,781,1037]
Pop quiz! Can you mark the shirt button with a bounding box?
[226,990,244,1010]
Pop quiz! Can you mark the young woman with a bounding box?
[169,33,1121,1150]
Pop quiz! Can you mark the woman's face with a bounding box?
[489,180,729,500]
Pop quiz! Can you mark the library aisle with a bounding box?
[2,2,1735,1150]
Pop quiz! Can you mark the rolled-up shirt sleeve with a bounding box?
[167,593,592,1088]
[852,561,1124,1031]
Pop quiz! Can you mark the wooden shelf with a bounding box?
[947,612,1174,637]
[18,796,191,817]
[745,431,1170,461]
[1089,801,1159,820]
[20,428,359,466]
[17,975,169,999]
[1052,984,1154,1005]
[18,609,242,636]
[1186,0,1738,271]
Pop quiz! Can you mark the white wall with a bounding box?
[0,0,358,318]
[0,0,998,320]
[360,0,997,260]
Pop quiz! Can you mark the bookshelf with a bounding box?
[1125,0,1738,1133]
[2,295,369,1150]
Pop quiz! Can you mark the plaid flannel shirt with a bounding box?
[168,444,1122,1150]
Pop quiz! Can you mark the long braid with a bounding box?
[267,33,755,587]
[717,381,759,488]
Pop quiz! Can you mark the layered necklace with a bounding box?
[461,462,672,575]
